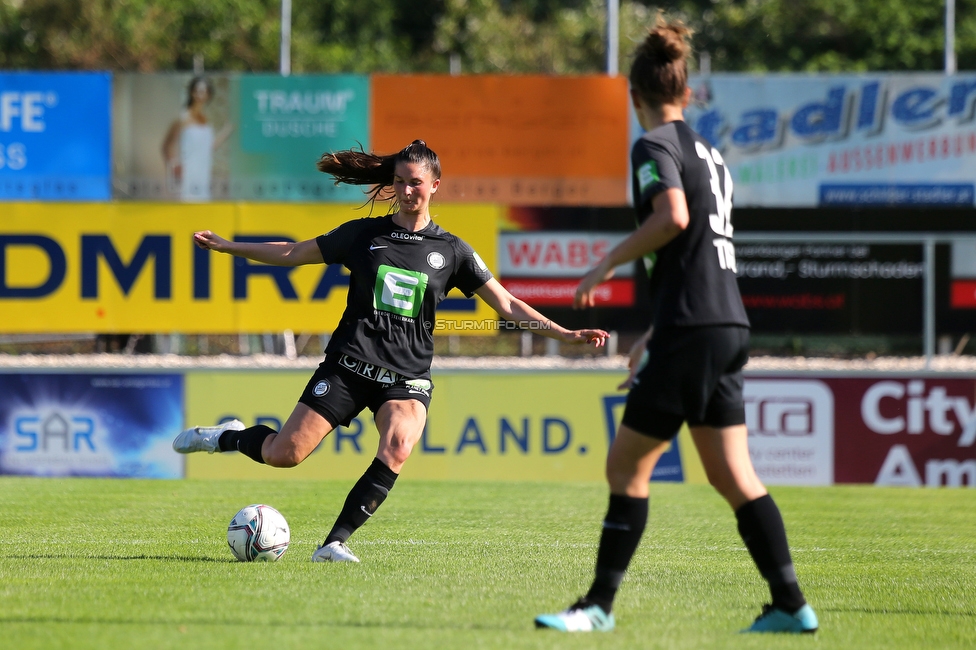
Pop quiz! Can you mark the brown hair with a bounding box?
[629,13,693,108]
[317,140,441,206]
[186,76,214,107]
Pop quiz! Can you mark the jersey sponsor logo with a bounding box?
[637,160,660,193]
[369,244,388,251]
[427,251,446,270]
[339,354,403,384]
[390,232,424,241]
[373,264,429,318]
[312,380,330,397]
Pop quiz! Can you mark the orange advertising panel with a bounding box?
[372,75,630,206]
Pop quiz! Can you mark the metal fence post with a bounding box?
[924,237,936,367]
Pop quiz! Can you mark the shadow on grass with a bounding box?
[0,616,511,632]
[7,554,232,563]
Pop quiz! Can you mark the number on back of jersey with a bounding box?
[695,142,736,272]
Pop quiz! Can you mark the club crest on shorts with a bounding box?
[312,380,330,397]
[427,252,446,270]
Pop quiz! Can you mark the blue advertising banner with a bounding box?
[0,72,111,200]
[0,373,184,478]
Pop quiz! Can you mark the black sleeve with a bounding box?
[450,236,493,297]
[315,219,369,265]
[632,137,683,212]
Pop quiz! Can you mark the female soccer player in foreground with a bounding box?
[173,140,608,563]
[534,17,818,634]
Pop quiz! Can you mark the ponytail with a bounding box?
[317,140,441,205]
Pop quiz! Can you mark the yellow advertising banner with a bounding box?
[0,202,498,334]
[184,370,706,483]
[372,75,630,206]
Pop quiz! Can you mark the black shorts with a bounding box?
[621,325,749,440]
[298,354,433,428]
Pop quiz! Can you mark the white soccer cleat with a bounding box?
[172,419,245,454]
[311,540,360,563]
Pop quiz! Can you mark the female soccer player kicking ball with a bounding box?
[173,140,608,563]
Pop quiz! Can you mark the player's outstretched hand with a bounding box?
[574,260,615,309]
[193,230,231,252]
[617,334,650,390]
[562,329,610,348]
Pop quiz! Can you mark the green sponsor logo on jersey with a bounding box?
[637,160,660,193]
[374,264,429,318]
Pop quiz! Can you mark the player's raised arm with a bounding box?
[193,230,325,266]
[475,278,608,347]
[574,188,689,309]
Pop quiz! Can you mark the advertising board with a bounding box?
[736,242,925,333]
[113,73,369,202]
[0,202,498,334]
[679,73,976,207]
[498,232,635,307]
[744,379,834,485]
[0,72,111,200]
[0,373,183,478]
[372,75,630,206]
[1,368,970,487]
[184,370,704,483]
[831,377,976,487]
[950,238,976,309]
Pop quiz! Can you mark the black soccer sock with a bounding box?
[217,425,275,464]
[584,494,649,614]
[735,494,807,613]
[324,458,399,545]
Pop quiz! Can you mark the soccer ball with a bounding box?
[227,504,290,562]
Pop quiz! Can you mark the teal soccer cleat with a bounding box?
[743,603,818,633]
[535,600,615,632]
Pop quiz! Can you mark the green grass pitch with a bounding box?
[1,478,974,649]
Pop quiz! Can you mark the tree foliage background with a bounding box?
[1,0,973,73]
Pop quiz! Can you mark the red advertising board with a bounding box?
[501,278,634,307]
[499,232,632,278]
[950,280,976,308]
[830,377,976,486]
[745,375,976,487]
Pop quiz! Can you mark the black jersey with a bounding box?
[631,120,750,329]
[316,215,492,377]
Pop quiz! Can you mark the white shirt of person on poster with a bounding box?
[161,76,233,202]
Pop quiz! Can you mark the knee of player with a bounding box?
[383,439,415,466]
[263,448,303,468]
